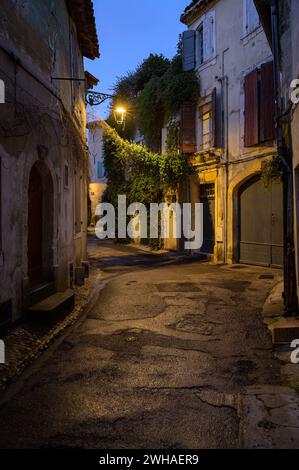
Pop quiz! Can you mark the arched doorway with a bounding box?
[238,175,283,268]
[27,162,54,285]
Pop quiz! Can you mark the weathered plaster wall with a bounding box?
[187,0,276,262]
[87,123,107,220]
[0,0,88,321]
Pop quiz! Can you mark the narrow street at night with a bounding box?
[1,236,296,449]
[1,0,299,458]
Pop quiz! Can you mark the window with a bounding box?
[182,10,215,71]
[244,0,260,36]
[197,11,215,67]
[202,112,212,150]
[200,183,215,200]
[198,89,217,151]
[244,61,276,147]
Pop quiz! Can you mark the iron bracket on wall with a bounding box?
[85,91,115,106]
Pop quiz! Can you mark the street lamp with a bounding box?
[114,106,127,126]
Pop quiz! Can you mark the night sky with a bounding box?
[85,0,188,118]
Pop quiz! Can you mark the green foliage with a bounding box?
[135,77,165,151]
[107,47,200,147]
[162,69,201,118]
[107,54,170,141]
[165,120,180,153]
[102,122,190,208]
[261,155,284,188]
[134,54,171,92]
[137,54,200,149]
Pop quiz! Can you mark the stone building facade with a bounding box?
[180,0,282,267]
[87,120,107,224]
[254,0,299,310]
[0,0,99,325]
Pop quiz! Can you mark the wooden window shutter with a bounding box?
[260,61,276,142]
[182,30,196,71]
[203,11,215,62]
[211,88,217,148]
[181,103,197,154]
[244,69,259,147]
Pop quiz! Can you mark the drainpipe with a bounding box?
[270,1,298,315]
[218,48,229,264]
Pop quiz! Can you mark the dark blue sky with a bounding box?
[85,0,188,118]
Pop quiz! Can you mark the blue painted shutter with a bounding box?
[182,30,196,71]
[203,11,215,61]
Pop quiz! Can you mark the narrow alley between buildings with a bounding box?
[1,236,298,449]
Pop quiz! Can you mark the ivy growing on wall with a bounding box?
[261,155,284,188]
[137,54,200,150]
[102,40,200,247]
[102,121,191,209]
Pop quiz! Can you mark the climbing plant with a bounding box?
[137,53,200,150]
[107,43,200,148]
[261,155,284,188]
[102,121,190,208]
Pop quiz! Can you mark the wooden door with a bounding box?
[239,176,283,267]
[28,165,43,284]
[200,183,215,254]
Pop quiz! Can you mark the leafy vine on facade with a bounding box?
[102,121,191,209]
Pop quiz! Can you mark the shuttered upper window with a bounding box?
[180,103,197,154]
[260,61,276,142]
[243,0,260,36]
[244,69,259,147]
[244,61,276,147]
[182,10,215,71]
[196,11,215,67]
[197,25,204,66]
[198,88,218,151]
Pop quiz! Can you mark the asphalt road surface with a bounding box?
[0,239,281,448]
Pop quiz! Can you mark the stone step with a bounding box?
[269,318,299,345]
[28,290,75,322]
[29,281,56,306]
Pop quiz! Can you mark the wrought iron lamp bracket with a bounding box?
[85,91,115,106]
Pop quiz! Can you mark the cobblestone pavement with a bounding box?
[0,268,103,391]
[0,238,298,448]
